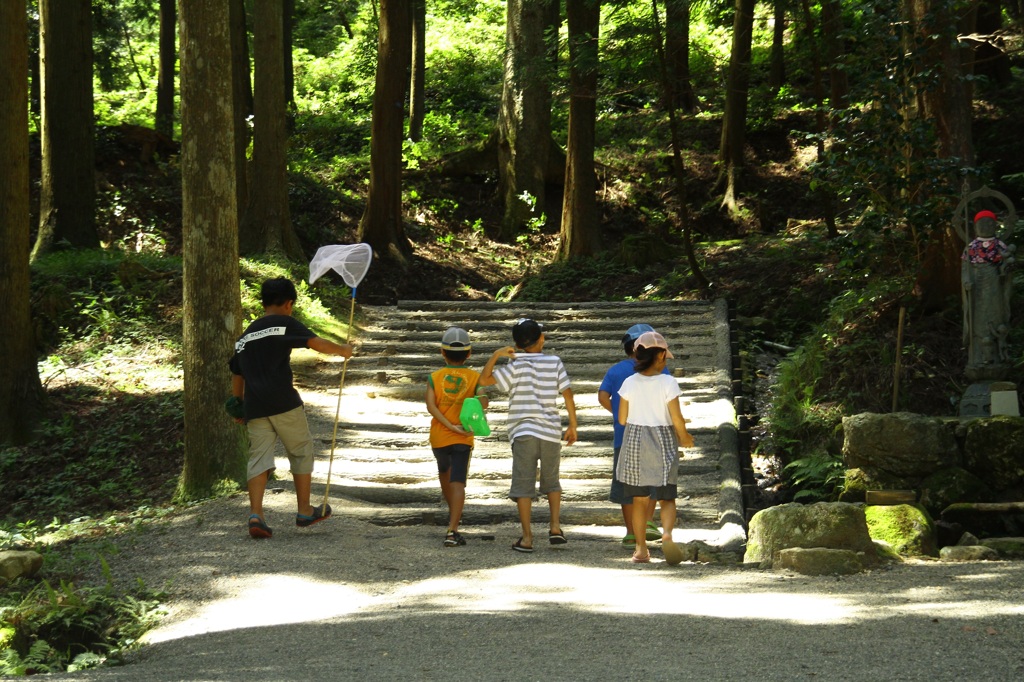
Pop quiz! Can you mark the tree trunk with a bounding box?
[768,0,787,91]
[665,0,698,113]
[0,3,45,446]
[32,0,96,260]
[557,0,602,260]
[408,0,426,142]
[820,0,847,111]
[798,0,838,237]
[284,0,297,126]
[155,0,176,138]
[28,12,40,121]
[717,0,755,216]
[240,1,304,260]
[651,0,710,289]
[358,0,413,263]
[230,0,252,230]
[497,0,559,240]
[974,0,1012,86]
[178,0,248,501]
[909,0,977,306]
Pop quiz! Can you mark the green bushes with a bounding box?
[1,566,164,675]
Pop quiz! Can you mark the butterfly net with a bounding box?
[309,243,373,288]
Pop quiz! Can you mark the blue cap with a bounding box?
[625,323,655,341]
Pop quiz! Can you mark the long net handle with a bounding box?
[321,293,356,513]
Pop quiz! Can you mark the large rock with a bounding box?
[777,547,864,575]
[864,504,937,557]
[842,412,959,480]
[980,537,1024,559]
[939,545,999,562]
[744,502,878,568]
[0,550,44,583]
[919,467,994,517]
[838,467,913,503]
[962,417,1024,492]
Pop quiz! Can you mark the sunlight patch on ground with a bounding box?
[384,563,856,624]
[886,601,1024,618]
[142,574,374,644]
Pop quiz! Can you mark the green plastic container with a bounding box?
[459,397,490,437]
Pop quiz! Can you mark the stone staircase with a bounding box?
[295,300,745,557]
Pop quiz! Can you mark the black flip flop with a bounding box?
[548,530,568,545]
[512,538,534,553]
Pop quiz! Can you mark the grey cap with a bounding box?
[441,327,471,350]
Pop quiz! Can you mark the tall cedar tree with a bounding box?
[32,0,97,260]
[497,0,559,240]
[358,0,414,262]
[665,0,698,113]
[155,0,175,137]
[717,0,755,217]
[910,0,977,305]
[240,1,304,259]
[557,0,602,259]
[178,0,248,500]
[409,0,426,141]
[231,0,253,229]
[0,1,45,445]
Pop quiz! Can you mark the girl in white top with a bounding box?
[616,331,694,564]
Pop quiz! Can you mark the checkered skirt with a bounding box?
[615,423,679,487]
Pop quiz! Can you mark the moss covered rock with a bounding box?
[940,545,999,561]
[864,504,937,557]
[980,537,1024,559]
[842,412,959,480]
[777,547,865,575]
[744,502,878,568]
[872,539,905,563]
[963,417,1024,491]
[838,467,913,503]
[919,467,994,517]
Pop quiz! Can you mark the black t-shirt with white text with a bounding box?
[229,315,316,420]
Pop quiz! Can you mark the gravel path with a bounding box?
[47,485,1024,682]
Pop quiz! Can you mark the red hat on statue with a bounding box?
[973,210,998,223]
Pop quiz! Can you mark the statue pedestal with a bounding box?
[960,381,1020,418]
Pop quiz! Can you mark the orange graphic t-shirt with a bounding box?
[429,365,481,449]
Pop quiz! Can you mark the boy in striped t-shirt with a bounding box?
[479,318,577,553]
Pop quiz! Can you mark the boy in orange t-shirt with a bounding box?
[426,327,486,547]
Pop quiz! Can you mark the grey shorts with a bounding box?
[246,406,314,480]
[509,435,561,499]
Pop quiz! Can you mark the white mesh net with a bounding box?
[308,243,373,288]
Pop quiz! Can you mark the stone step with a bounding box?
[289,298,744,557]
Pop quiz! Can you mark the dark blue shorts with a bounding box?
[433,444,471,485]
[622,483,677,501]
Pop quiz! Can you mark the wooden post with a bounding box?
[892,306,907,412]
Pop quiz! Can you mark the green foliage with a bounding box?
[0,390,184,522]
[809,0,968,245]
[31,250,182,353]
[0,567,165,675]
[518,254,642,301]
[783,454,845,503]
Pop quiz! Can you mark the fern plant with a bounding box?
[784,453,845,503]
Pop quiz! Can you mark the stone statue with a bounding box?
[961,210,1015,381]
